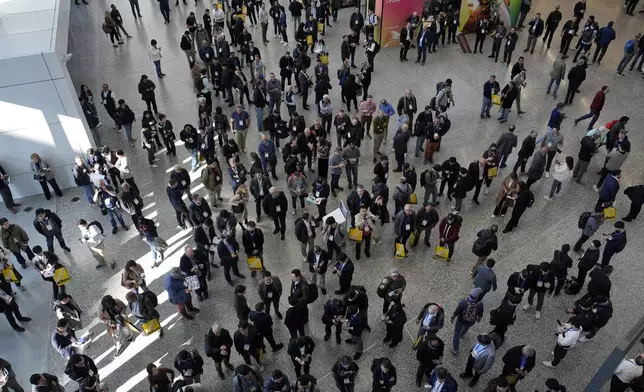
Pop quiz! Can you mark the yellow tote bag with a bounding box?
[1,268,18,283]
[53,267,71,287]
[409,193,418,204]
[317,22,325,33]
[603,206,616,219]
[247,256,263,271]
[142,318,161,334]
[349,228,363,242]
[434,245,450,260]
[491,94,501,105]
[395,243,406,259]
[487,167,498,178]
[306,35,313,46]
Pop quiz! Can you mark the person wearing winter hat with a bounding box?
[449,288,484,355]
[459,334,496,387]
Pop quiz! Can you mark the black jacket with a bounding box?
[332,359,359,383]
[262,192,288,217]
[204,328,233,361]
[568,64,587,87]
[138,79,156,101]
[625,185,644,206]
[216,238,240,267]
[371,359,397,390]
[578,248,600,271]
[241,228,264,255]
[233,327,262,354]
[64,355,98,382]
[527,18,544,36]
[294,218,316,243]
[392,131,410,154]
[174,350,204,377]
[416,336,444,363]
[502,345,535,375]
[284,303,309,330]
[518,135,537,159]
[527,264,555,293]
[287,336,315,359]
[249,309,273,331]
[189,202,212,226]
[550,249,573,278]
[587,267,611,297]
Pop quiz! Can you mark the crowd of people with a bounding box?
[1,0,644,391]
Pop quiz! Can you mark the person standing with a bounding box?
[30,154,62,200]
[473,17,490,54]
[217,234,245,286]
[600,221,628,267]
[333,253,354,295]
[233,321,264,371]
[332,355,360,391]
[179,247,209,301]
[249,302,284,352]
[499,344,536,389]
[204,324,235,380]
[623,184,644,221]
[610,354,644,392]
[542,317,582,368]
[572,132,600,184]
[564,60,587,105]
[263,187,288,240]
[78,219,114,269]
[148,40,165,77]
[230,104,251,152]
[371,358,396,392]
[481,75,500,119]
[522,262,555,319]
[502,27,519,64]
[497,81,518,123]
[0,219,34,269]
[33,208,70,252]
[502,181,533,233]
[295,213,316,262]
[459,334,496,388]
[592,21,617,65]
[257,271,283,318]
[543,5,562,48]
[450,288,484,355]
[287,336,315,378]
[399,22,413,61]
[546,54,567,98]
[489,22,507,62]
[523,13,544,54]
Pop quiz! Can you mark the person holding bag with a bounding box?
[30,153,63,200]
[492,172,519,217]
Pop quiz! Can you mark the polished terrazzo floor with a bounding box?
[2,0,644,391]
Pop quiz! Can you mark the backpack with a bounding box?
[435,81,446,95]
[429,96,437,111]
[564,276,582,295]
[461,301,478,323]
[88,220,105,236]
[308,283,319,304]
[472,231,491,256]
[419,169,429,187]
[626,39,636,54]
[526,191,535,207]
[581,28,593,43]
[578,211,591,229]
[143,290,159,307]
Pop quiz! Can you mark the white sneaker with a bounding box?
[522,304,531,311]
[593,185,600,192]
[292,210,296,215]
[542,361,555,368]
[153,158,160,162]
[150,164,158,167]
[484,188,489,195]
[545,172,550,178]
[302,257,307,262]
[491,215,496,218]
[535,311,541,319]
[544,196,552,201]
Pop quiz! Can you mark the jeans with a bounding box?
[345,164,358,186]
[146,238,158,261]
[122,123,134,143]
[629,49,644,70]
[575,109,599,129]
[592,45,608,63]
[268,97,280,114]
[546,78,561,95]
[452,319,472,352]
[255,107,265,132]
[572,159,589,182]
[500,107,509,121]
[549,179,562,198]
[330,174,340,191]
[423,185,437,205]
[11,247,35,268]
[617,52,635,74]
[415,135,425,153]
[81,184,94,204]
[107,208,127,229]
[190,149,198,170]
[153,60,162,76]
[45,232,68,252]
[480,96,492,116]
[417,45,427,63]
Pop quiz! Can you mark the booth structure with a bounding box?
[374,0,426,48]
[0,0,94,200]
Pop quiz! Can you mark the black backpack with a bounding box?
[435,81,446,95]
[581,28,593,44]
[578,211,591,229]
[564,276,582,295]
[88,220,105,236]
[143,290,158,307]
[308,283,319,304]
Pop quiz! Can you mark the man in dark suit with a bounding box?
[308,246,330,295]
[262,187,288,240]
[287,336,316,377]
[290,269,310,304]
[400,22,413,61]
[241,221,264,277]
[467,158,488,205]
[216,234,246,285]
[333,253,354,295]
[416,25,431,65]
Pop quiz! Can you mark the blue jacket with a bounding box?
[597,26,616,46]
[258,140,276,166]
[379,102,395,117]
[605,230,627,254]
[264,374,291,392]
[483,81,500,99]
[167,186,186,209]
[599,174,619,202]
[547,108,562,129]
[428,369,457,392]
[165,273,188,305]
[279,12,286,28]
[51,330,76,359]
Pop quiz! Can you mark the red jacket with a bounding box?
[590,91,605,113]
[439,216,461,244]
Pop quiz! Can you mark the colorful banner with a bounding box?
[509,0,522,26]
[375,0,424,47]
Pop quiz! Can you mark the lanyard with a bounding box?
[517,275,525,288]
